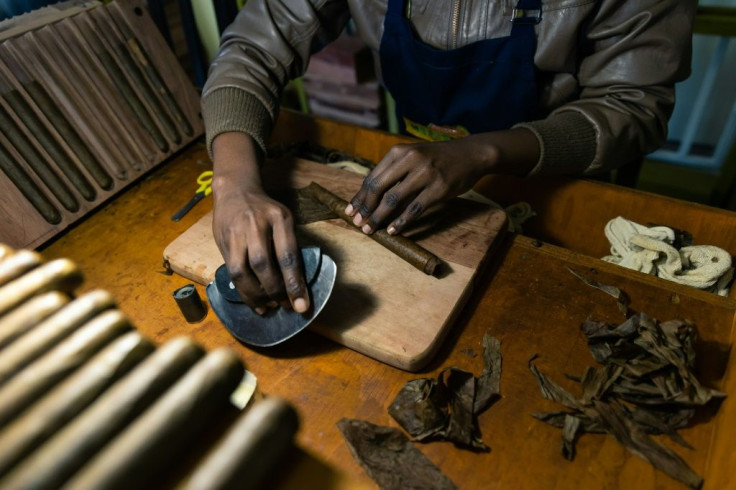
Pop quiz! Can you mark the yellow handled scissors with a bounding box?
[171,171,213,222]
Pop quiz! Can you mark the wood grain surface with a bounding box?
[38,112,736,489]
[164,158,507,371]
[0,0,203,250]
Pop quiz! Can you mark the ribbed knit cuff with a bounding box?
[202,87,274,158]
[514,111,597,177]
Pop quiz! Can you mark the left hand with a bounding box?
[345,139,496,235]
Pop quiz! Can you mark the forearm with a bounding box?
[202,0,350,157]
[211,132,264,198]
[467,127,540,177]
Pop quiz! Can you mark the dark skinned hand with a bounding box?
[211,132,309,315]
[345,129,540,234]
[345,138,496,235]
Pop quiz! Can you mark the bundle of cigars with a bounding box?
[0,243,298,490]
[0,0,203,250]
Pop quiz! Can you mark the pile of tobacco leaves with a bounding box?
[388,334,502,451]
[337,334,502,490]
[530,271,726,489]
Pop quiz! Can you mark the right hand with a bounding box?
[210,132,309,315]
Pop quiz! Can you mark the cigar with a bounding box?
[64,349,244,490]
[306,182,442,275]
[0,244,13,261]
[178,397,298,490]
[0,249,42,287]
[0,259,83,316]
[1,337,204,490]
[0,309,131,428]
[0,291,70,351]
[0,290,116,386]
[0,331,154,478]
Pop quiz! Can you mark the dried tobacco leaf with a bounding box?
[272,188,337,225]
[567,267,630,316]
[528,355,583,411]
[442,369,487,450]
[388,378,448,441]
[532,411,606,434]
[593,401,703,489]
[561,414,582,461]
[627,406,694,449]
[474,335,502,414]
[530,277,725,489]
[337,418,458,490]
[388,334,501,451]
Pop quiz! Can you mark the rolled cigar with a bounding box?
[178,397,298,490]
[0,249,42,287]
[65,349,244,490]
[0,291,69,351]
[1,337,204,490]
[0,331,154,477]
[0,244,13,261]
[0,290,116,387]
[307,182,442,275]
[0,309,131,428]
[0,258,83,316]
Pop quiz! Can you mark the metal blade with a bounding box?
[213,246,322,303]
[206,249,336,347]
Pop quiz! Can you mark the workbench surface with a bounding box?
[41,111,736,489]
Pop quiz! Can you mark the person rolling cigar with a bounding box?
[201,0,696,315]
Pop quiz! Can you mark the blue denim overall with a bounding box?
[379,0,542,139]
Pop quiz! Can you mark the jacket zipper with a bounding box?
[451,0,462,49]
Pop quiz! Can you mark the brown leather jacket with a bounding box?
[202,0,696,176]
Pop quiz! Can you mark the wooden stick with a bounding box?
[0,290,116,386]
[0,331,154,477]
[178,397,298,490]
[307,182,443,276]
[1,337,204,490]
[65,349,244,490]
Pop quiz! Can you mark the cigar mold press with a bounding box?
[0,0,203,251]
[0,243,298,490]
[207,246,338,347]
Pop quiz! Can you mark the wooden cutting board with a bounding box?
[164,158,507,371]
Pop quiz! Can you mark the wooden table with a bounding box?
[40,111,736,489]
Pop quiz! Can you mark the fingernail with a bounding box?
[345,204,354,215]
[353,213,363,226]
[255,307,266,315]
[294,297,308,313]
[387,225,396,235]
[362,224,372,234]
